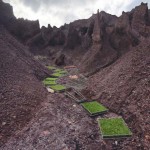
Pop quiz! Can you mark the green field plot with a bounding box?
[43,80,57,85]
[81,101,108,116]
[50,84,66,92]
[44,77,58,81]
[54,69,67,74]
[47,66,56,70]
[98,118,132,139]
[52,73,64,77]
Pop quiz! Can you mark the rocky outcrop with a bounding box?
[110,12,139,54]
[49,29,66,46]
[9,19,40,42]
[0,0,15,25]
[80,3,150,73]
[0,1,150,149]
[92,10,103,44]
[54,53,66,66]
[27,26,66,53]
[80,10,118,74]
[64,24,81,49]
[148,10,150,25]
[0,0,40,42]
[131,3,150,37]
[0,0,150,73]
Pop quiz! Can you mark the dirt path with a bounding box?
[1,68,133,150]
[2,92,105,150]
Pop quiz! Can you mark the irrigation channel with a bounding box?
[43,66,132,139]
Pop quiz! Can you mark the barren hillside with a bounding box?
[0,0,150,149]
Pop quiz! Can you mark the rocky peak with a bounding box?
[0,0,15,25]
[92,9,101,43]
[131,2,149,37]
[65,24,81,49]
[0,0,40,42]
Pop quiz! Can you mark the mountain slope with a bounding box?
[86,38,150,149]
[0,25,50,146]
[0,0,150,149]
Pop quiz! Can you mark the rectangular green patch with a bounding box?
[98,118,132,139]
[44,77,58,81]
[43,80,57,85]
[52,73,64,77]
[54,69,67,74]
[47,66,56,70]
[81,101,108,116]
[50,84,66,92]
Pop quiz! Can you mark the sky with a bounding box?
[3,0,150,27]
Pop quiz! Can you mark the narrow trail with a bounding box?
[2,67,131,150]
[2,92,102,149]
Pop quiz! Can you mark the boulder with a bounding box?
[55,53,66,66]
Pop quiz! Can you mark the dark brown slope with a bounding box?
[0,0,150,149]
[85,39,150,149]
[0,25,50,146]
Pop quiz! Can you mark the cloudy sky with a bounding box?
[3,0,150,27]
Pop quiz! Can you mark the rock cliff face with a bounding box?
[0,0,40,43]
[0,0,15,24]
[131,3,150,37]
[1,1,149,74]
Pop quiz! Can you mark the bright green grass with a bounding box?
[50,84,66,92]
[44,77,58,81]
[54,69,67,74]
[98,118,132,138]
[52,73,64,77]
[54,69,64,72]
[81,101,108,115]
[43,80,57,85]
[47,66,56,70]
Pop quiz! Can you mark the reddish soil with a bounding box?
[0,25,51,147]
[87,39,150,149]
[0,0,150,150]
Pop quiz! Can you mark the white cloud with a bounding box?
[3,0,150,27]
